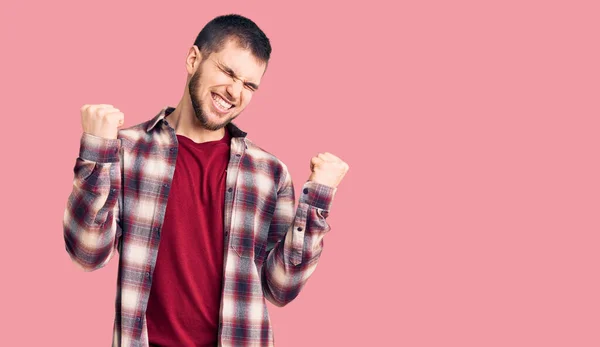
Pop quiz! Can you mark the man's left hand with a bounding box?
[308,152,349,189]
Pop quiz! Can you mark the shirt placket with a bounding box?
[217,136,246,345]
[135,118,179,344]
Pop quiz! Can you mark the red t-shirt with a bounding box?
[146,120,231,346]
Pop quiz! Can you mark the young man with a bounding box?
[63,14,348,347]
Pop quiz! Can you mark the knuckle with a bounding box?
[90,108,102,117]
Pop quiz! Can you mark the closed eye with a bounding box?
[245,83,258,92]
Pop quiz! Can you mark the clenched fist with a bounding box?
[308,152,349,188]
[81,104,124,139]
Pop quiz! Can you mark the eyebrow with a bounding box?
[218,61,260,90]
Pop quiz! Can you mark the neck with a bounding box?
[167,100,225,143]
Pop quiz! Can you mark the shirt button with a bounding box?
[146,272,150,278]
[111,188,116,193]
[228,188,233,192]
[303,188,309,194]
[235,154,241,157]
[163,183,169,188]
[170,147,175,152]
[136,317,141,322]
[297,227,303,231]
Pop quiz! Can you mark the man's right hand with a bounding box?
[80,104,124,139]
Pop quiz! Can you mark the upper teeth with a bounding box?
[213,94,232,110]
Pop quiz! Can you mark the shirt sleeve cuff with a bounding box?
[79,132,121,163]
[299,181,336,211]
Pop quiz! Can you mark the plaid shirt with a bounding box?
[63,106,336,347]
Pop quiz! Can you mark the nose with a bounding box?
[225,80,243,103]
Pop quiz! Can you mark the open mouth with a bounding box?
[211,92,234,114]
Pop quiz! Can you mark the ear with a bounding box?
[186,45,203,75]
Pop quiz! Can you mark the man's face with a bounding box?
[188,40,266,131]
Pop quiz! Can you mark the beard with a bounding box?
[188,69,238,131]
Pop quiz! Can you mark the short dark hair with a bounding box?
[193,14,271,64]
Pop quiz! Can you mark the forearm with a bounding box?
[63,133,122,271]
[262,181,336,306]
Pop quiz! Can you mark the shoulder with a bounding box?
[116,118,160,147]
[244,138,287,168]
[244,137,293,189]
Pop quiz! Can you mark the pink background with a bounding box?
[1,0,599,346]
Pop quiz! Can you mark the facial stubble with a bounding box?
[188,69,238,131]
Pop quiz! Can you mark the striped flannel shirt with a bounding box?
[63,106,336,347]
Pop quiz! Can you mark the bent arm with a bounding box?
[261,167,336,306]
[63,133,123,271]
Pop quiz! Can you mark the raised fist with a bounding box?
[308,152,349,188]
[80,104,124,139]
